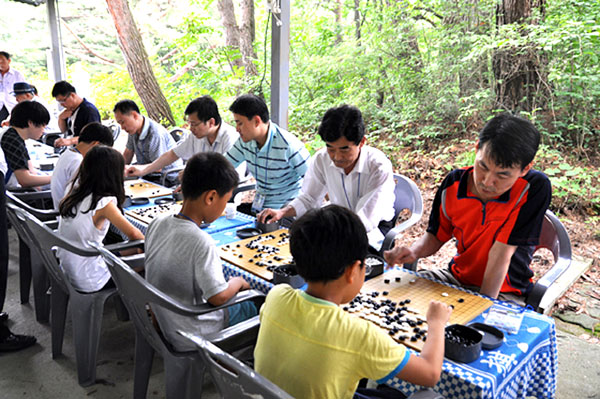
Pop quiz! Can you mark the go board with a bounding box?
[125,179,173,198]
[218,230,293,281]
[344,269,493,352]
[125,202,182,225]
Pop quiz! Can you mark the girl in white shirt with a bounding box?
[57,146,144,292]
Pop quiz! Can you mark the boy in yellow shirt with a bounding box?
[254,205,452,398]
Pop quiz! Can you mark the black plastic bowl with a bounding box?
[255,219,279,233]
[272,264,305,288]
[444,324,483,363]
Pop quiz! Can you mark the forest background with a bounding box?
[1,0,599,317]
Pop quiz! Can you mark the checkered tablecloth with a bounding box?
[123,196,254,235]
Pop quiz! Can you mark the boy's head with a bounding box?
[184,96,222,139]
[113,99,144,135]
[79,122,115,147]
[9,101,50,139]
[318,105,366,173]
[472,113,540,202]
[290,205,368,283]
[52,81,80,111]
[181,152,239,221]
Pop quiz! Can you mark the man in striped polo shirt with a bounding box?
[226,94,310,215]
[384,114,551,305]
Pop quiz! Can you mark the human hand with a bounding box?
[1,119,9,127]
[58,108,73,120]
[125,165,143,177]
[256,208,282,223]
[425,300,452,328]
[53,137,71,148]
[384,246,417,266]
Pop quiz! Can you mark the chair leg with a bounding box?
[18,237,32,304]
[114,295,130,322]
[133,331,155,399]
[163,354,205,399]
[70,294,109,387]
[31,252,50,323]
[51,284,69,358]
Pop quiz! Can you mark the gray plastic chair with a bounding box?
[381,174,424,254]
[93,244,265,399]
[7,203,141,386]
[526,210,572,312]
[178,330,293,399]
[5,190,58,322]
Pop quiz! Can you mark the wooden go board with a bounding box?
[219,230,293,281]
[125,202,182,225]
[344,269,493,352]
[125,179,173,198]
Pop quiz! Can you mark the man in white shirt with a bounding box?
[0,51,25,123]
[257,105,396,248]
[125,96,240,180]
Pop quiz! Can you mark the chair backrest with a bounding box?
[169,127,188,143]
[534,210,572,285]
[93,244,217,355]
[392,173,424,225]
[178,330,293,399]
[6,203,97,295]
[6,190,58,221]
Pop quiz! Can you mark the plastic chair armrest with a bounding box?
[104,239,145,254]
[206,315,261,352]
[380,214,421,253]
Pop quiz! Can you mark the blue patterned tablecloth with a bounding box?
[123,196,254,235]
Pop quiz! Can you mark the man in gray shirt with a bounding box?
[114,99,182,184]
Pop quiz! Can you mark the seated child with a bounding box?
[57,146,144,292]
[254,205,452,398]
[1,101,51,189]
[50,122,114,210]
[144,152,256,351]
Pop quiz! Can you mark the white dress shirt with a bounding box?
[289,145,395,247]
[0,68,25,112]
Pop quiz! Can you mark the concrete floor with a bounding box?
[1,226,599,398]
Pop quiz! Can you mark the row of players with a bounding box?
[2,84,551,306]
[1,89,550,397]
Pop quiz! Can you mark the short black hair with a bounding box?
[478,113,540,170]
[113,99,140,115]
[229,94,269,124]
[185,96,222,126]
[181,152,239,200]
[290,205,368,283]
[78,122,114,146]
[318,105,365,145]
[9,101,50,128]
[0,51,10,60]
[51,81,76,97]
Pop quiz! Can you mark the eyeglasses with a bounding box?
[56,94,71,104]
[186,119,203,128]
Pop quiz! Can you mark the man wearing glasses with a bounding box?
[51,80,101,148]
[125,96,242,180]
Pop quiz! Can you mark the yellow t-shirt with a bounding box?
[254,285,410,399]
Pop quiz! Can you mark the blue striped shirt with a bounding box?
[225,122,309,209]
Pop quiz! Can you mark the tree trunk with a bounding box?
[105,0,175,126]
[493,0,547,112]
[239,0,258,76]
[217,0,243,69]
[354,0,361,45]
[333,0,343,44]
[217,0,257,76]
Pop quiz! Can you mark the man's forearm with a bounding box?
[412,232,445,259]
[58,118,67,133]
[480,241,517,298]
